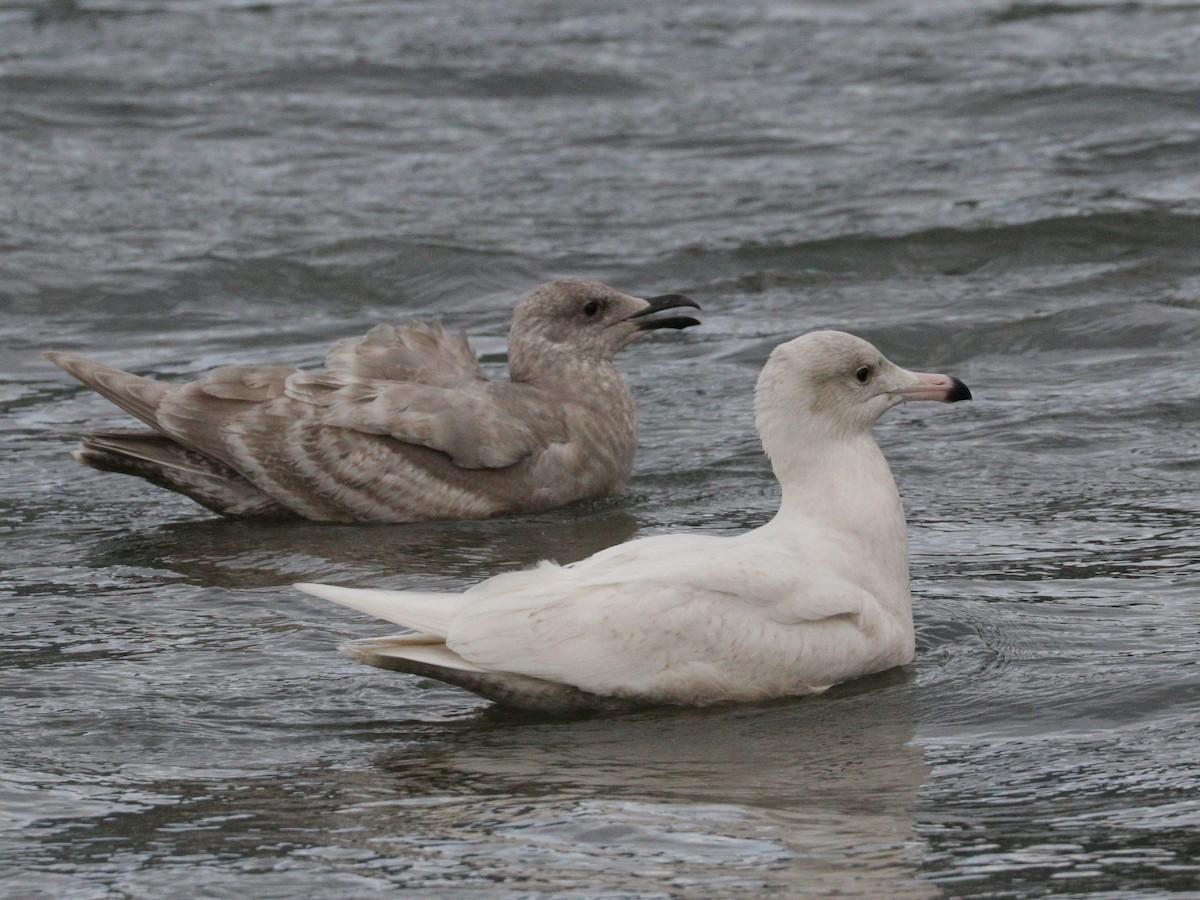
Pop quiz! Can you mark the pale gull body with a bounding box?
[45,279,699,523]
[296,331,972,711]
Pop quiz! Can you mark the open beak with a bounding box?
[893,371,972,403]
[625,293,702,331]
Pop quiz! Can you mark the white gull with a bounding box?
[296,330,972,711]
[45,279,699,523]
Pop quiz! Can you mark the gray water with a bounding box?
[3,0,1199,896]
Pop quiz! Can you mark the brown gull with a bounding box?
[296,331,972,712]
[45,279,700,523]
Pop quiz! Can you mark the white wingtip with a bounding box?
[294,581,343,601]
[294,582,368,611]
[293,582,460,637]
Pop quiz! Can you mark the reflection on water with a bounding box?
[85,502,644,589]
[5,687,934,897]
[359,694,931,895]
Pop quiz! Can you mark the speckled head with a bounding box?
[507,279,700,379]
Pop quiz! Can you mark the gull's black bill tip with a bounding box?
[947,377,972,403]
[628,293,702,330]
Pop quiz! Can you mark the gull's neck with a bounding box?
[508,340,635,419]
[508,336,613,385]
[762,427,911,607]
[772,433,900,520]
[507,340,638,488]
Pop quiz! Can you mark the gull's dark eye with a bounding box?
[855,365,872,383]
[582,299,602,318]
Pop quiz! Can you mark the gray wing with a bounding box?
[278,372,567,469]
[303,320,558,468]
[152,368,564,472]
[127,313,558,471]
[323,322,485,386]
[49,322,570,521]
[149,368,568,521]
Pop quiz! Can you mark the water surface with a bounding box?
[3,0,1199,896]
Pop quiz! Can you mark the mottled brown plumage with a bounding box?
[46,279,699,523]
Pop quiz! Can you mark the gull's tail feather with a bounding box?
[46,354,287,517]
[294,582,464,637]
[77,429,223,478]
[342,635,486,672]
[341,635,616,713]
[45,351,170,430]
[65,428,284,517]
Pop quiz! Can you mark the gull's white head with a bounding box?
[507,279,700,379]
[755,331,971,457]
